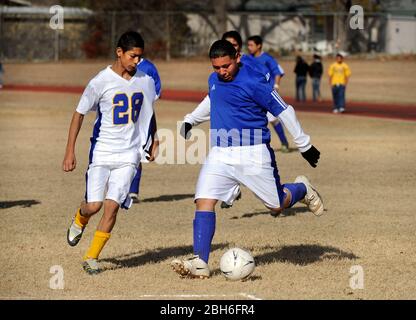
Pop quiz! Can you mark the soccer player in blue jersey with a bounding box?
[171,40,324,279]
[181,31,292,209]
[247,35,289,153]
[127,38,162,203]
[247,35,284,92]
[181,31,279,135]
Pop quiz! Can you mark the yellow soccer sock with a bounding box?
[83,231,111,260]
[74,208,90,228]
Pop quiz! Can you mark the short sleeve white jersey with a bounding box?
[76,65,156,164]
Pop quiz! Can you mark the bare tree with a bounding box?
[214,0,227,36]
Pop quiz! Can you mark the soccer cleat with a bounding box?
[221,190,242,209]
[67,219,85,247]
[129,193,140,204]
[171,255,211,279]
[220,201,232,209]
[82,258,101,275]
[281,144,290,153]
[294,175,324,216]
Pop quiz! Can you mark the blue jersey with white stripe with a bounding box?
[137,59,162,98]
[208,63,288,147]
[254,52,285,85]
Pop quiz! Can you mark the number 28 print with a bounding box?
[113,92,144,125]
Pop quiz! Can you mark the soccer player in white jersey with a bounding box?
[63,31,158,275]
[171,40,323,279]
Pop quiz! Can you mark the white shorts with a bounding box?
[85,162,137,209]
[195,144,285,208]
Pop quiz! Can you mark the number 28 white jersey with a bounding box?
[76,66,156,165]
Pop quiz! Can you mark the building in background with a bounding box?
[385,15,416,54]
[0,5,93,61]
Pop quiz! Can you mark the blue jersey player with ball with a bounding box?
[171,40,324,279]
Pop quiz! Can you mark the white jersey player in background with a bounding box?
[62,31,158,275]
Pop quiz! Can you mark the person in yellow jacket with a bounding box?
[328,52,351,113]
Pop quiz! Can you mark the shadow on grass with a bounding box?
[272,147,299,153]
[206,244,354,281]
[255,244,358,266]
[279,206,311,217]
[0,200,41,209]
[101,243,229,271]
[231,206,310,219]
[140,194,194,203]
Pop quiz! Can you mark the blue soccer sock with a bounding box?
[129,164,142,194]
[193,211,216,263]
[273,122,289,146]
[283,183,307,208]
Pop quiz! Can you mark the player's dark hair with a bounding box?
[221,30,242,49]
[117,31,144,51]
[209,40,237,59]
[247,35,263,46]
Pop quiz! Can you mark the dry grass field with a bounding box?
[0,60,416,300]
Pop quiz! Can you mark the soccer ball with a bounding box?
[220,247,255,281]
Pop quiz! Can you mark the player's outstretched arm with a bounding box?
[252,81,320,167]
[179,122,193,140]
[180,95,211,139]
[62,111,84,172]
[183,95,211,126]
[300,145,320,168]
[277,105,320,167]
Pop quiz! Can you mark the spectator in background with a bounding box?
[0,61,4,89]
[328,52,351,113]
[294,56,309,102]
[309,54,323,102]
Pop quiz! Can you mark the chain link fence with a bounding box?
[0,6,410,62]
[0,8,196,61]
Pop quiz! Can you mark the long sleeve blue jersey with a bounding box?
[208,62,288,147]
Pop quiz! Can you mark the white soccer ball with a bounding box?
[220,247,255,281]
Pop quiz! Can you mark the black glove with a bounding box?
[180,122,192,140]
[301,145,320,168]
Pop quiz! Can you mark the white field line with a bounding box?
[139,293,262,300]
[238,293,262,300]
[1,292,263,300]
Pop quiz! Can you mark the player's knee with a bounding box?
[85,202,102,215]
[196,198,217,211]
